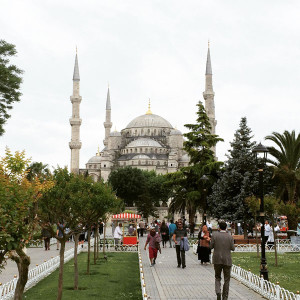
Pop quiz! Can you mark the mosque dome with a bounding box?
[127,138,162,148]
[179,153,189,162]
[126,114,173,129]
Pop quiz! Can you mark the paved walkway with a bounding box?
[140,237,265,300]
[0,242,74,284]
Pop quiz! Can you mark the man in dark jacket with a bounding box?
[210,220,235,300]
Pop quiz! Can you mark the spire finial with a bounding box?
[114,126,117,132]
[208,40,210,48]
[73,49,80,81]
[146,98,152,115]
[96,146,100,156]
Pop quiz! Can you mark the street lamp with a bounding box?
[201,175,209,225]
[252,142,269,281]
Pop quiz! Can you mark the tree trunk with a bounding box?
[12,249,30,300]
[74,234,79,290]
[87,228,91,274]
[243,222,248,239]
[94,224,98,264]
[96,224,99,259]
[57,239,66,300]
[103,222,107,256]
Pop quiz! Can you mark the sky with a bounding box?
[1,0,300,169]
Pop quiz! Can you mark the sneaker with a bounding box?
[150,263,155,267]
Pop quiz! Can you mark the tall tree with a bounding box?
[208,117,271,234]
[167,101,223,223]
[26,162,50,182]
[0,40,23,136]
[265,130,300,204]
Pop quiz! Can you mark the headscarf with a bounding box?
[150,229,156,237]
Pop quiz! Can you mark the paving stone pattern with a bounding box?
[140,237,265,300]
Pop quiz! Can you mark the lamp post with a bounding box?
[252,142,269,281]
[201,175,209,225]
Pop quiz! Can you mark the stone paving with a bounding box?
[140,237,265,300]
[0,241,74,284]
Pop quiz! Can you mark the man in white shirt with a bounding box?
[114,223,123,246]
[264,220,271,244]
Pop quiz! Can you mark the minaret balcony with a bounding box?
[70,96,82,103]
[69,141,82,149]
[69,118,82,125]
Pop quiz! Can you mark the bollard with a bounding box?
[296,291,300,300]
[275,282,280,300]
[260,275,264,293]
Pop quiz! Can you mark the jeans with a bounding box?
[169,234,174,247]
[175,245,185,267]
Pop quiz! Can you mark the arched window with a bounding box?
[138,160,141,165]
[154,129,156,135]
[135,148,137,153]
[140,148,143,153]
[148,129,150,135]
[132,161,134,165]
[145,148,148,153]
[141,129,144,135]
[130,149,132,153]
[157,161,160,166]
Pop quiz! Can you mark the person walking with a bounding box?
[41,225,51,251]
[168,220,177,248]
[160,220,169,248]
[264,220,271,244]
[197,225,211,265]
[144,228,161,266]
[139,220,145,237]
[173,220,187,268]
[210,220,235,300]
[114,223,123,248]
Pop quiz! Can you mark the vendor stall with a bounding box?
[112,213,141,245]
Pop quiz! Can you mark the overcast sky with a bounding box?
[1,0,299,169]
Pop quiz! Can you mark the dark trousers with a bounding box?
[140,228,144,237]
[44,237,50,250]
[214,264,231,300]
[175,245,185,267]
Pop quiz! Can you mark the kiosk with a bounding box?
[112,213,141,245]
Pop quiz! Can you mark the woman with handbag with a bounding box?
[144,228,161,267]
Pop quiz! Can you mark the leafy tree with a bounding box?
[26,162,51,182]
[208,117,273,235]
[0,148,53,300]
[0,40,23,136]
[266,131,300,202]
[167,101,223,223]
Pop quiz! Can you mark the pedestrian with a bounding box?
[173,220,188,268]
[99,222,104,236]
[154,220,160,234]
[210,220,235,300]
[197,225,211,265]
[207,221,213,234]
[267,224,274,249]
[264,220,271,244]
[144,228,161,267]
[139,220,145,237]
[114,223,123,248]
[41,225,51,251]
[168,220,177,248]
[160,220,169,248]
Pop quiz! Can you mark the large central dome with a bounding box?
[126,113,173,129]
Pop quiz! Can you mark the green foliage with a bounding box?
[266,130,300,204]
[108,167,170,218]
[0,40,23,136]
[208,117,267,222]
[26,162,51,182]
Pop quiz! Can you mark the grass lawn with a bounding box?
[232,252,300,293]
[24,252,142,300]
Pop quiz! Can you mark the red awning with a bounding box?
[111,213,141,220]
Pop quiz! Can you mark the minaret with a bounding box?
[69,49,82,174]
[203,41,217,155]
[103,87,112,147]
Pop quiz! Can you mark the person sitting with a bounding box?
[128,225,135,236]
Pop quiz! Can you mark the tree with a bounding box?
[0,148,53,300]
[26,162,50,182]
[266,131,300,200]
[208,117,273,235]
[0,40,23,136]
[167,101,223,223]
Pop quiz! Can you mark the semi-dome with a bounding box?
[126,114,173,129]
[110,131,121,137]
[127,138,162,148]
[87,155,103,164]
[132,154,150,160]
[170,129,182,135]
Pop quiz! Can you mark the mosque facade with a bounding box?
[69,46,216,184]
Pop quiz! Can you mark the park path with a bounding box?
[0,241,74,284]
[140,237,265,300]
